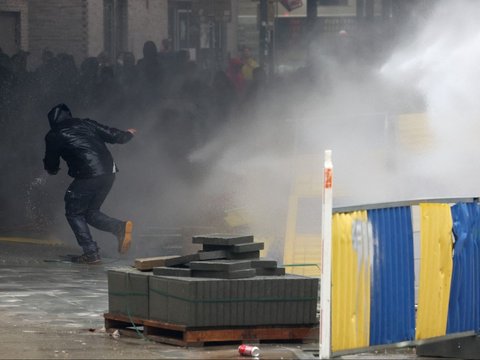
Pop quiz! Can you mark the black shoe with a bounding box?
[69,252,101,264]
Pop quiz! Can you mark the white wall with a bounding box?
[86,0,104,58]
[127,0,168,62]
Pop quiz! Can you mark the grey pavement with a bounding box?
[0,241,312,359]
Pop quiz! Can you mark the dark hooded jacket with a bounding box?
[43,104,133,178]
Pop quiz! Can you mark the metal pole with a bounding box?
[306,0,318,33]
[259,0,268,69]
[356,0,365,20]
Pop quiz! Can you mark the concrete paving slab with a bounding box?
[149,276,169,322]
[251,258,278,268]
[192,234,254,246]
[197,250,227,261]
[192,268,256,279]
[189,260,252,272]
[230,242,264,253]
[152,267,192,277]
[255,267,286,276]
[226,251,260,260]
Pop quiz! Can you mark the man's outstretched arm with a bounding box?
[88,119,136,144]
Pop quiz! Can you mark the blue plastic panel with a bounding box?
[368,206,416,345]
[447,202,480,333]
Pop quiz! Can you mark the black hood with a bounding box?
[47,104,72,128]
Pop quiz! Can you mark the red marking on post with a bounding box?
[324,168,333,189]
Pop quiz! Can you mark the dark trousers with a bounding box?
[64,174,122,255]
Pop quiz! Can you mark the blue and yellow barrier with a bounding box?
[285,199,480,351]
[332,206,415,351]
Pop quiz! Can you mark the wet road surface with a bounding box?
[0,241,423,359]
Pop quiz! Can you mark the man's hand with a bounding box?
[127,128,137,135]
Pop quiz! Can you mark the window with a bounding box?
[104,0,127,62]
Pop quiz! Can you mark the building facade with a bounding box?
[0,0,433,71]
[0,0,168,69]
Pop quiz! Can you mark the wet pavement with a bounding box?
[0,241,422,359]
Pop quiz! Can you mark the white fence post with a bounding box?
[320,149,333,359]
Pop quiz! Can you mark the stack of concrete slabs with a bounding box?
[194,234,262,260]
[149,274,318,327]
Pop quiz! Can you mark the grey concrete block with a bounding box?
[228,280,238,326]
[263,277,274,325]
[243,279,253,326]
[192,234,254,246]
[234,279,243,326]
[197,249,228,260]
[163,253,200,267]
[309,278,320,323]
[222,280,231,326]
[211,281,221,325]
[149,275,169,322]
[289,278,299,324]
[152,267,191,277]
[230,242,264,253]
[202,244,231,251]
[300,278,310,324]
[128,272,150,319]
[202,280,213,327]
[252,279,263,325]
[195,279,205,326]
[251,258,278,268]
[108,269,149,319]
[108,270,125,315]
[226,251,260,260]
[189,260,252,272]
[255,267,286,276]
[168,277,197,326]
[192,268,256,279]
[276,277,285,325]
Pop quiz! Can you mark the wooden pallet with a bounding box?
[104,312,319,347]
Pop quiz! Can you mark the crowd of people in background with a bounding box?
[0,38,306,234]
[0,39,286,163]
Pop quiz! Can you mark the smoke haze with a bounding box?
[3,0,479,261]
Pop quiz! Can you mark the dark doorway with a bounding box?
[104,0,128,62]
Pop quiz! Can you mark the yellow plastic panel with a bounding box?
[416,203,453,339]
[397,113,435,153]
[332,211,371,351]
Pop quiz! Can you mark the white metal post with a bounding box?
[320,149,333,359]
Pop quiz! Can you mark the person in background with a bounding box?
[240,46,259,82]
[43,103,136,264]
[226,57,246,97]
